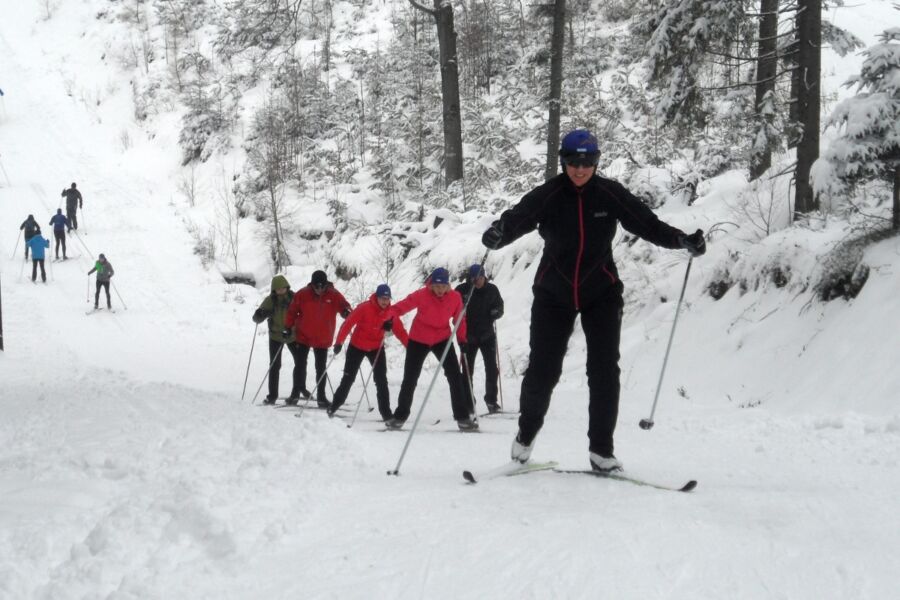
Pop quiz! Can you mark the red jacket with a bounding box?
[284,284,351,348]
[336,294,410,351]
[389,286,467,346]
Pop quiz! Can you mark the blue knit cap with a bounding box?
[376,284,392,298]
[468,264,484,280]
[430,267,450,285]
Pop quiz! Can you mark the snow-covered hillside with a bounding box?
[1,1,899,599]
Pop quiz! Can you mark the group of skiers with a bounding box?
[253,266,505,432]
[17,182,115,310]
[254,127,706,473]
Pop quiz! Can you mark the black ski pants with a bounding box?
[267,339,304,401]
[294,344,329,401]
[31,259,46,282]
[66,207,78,230]
[95,280,111,308]
[332,344,391,420]
[53,230,66,258]
[462,336,499,408]
[517,288,623,457]
[395,338,472,422]
[24,233,35,259]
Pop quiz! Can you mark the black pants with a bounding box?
[395,338,472,422]
[24,234,35,259]
[462,336,499,408]
[67,208,78,230]
[31,259,46,282]
[267,339,304,400]
[332,344,391,419]
[294,344,329,401]
[95,280,111,308]
[53,230,67,258]
[518,289,623,457]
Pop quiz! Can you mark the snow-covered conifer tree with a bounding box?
[814,27,900,230]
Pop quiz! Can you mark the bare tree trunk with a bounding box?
[793,0,821,217]
[409,0,465,187]
[749,0,778,181]
[893,164,899,232]
[544,0,566,181]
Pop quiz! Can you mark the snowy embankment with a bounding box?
[2,1,900,599]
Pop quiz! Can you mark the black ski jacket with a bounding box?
[62,187,82,210]
[491,173,685,310]
[455,281,504,344]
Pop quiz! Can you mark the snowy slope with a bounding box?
[2,2,900,599]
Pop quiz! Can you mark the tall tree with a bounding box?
[544,0,566,181]
[408,0,465,187]
[749,0,779,180]
[793,0,822,216]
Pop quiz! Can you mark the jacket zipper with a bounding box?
[574,189,586,310]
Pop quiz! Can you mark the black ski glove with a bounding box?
[481,222,504,249]
[281,328,292,339]
[489,307,503,319]
[252,309,271,324]
[382,319,393,332]
[333,343,342,354]
[678,229,706,257]
[340,308,351,318]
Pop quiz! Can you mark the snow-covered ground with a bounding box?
[1,2,899,598]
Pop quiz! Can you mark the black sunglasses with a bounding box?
[565,155,599,168]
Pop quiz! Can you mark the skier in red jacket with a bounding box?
[386,267,476,431]
[329,284,409,421]
[283,270,351,408]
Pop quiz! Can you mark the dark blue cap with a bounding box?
[376,284,392,298]
[430,268,450,285]
[469,264,484,280]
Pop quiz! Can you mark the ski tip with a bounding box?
[462,471,477,484]
[681,480,698,492]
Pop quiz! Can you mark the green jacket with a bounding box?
[252,275,295,343]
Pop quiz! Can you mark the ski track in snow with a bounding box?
[2,1,900,598]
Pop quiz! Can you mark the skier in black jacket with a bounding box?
[455,264,504,414]
[61,182,82,231]
[481,128,706,473]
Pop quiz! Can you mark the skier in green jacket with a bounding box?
[252,274,306,405]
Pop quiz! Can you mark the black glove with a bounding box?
[489,307,503,319]
[251,309,271,324]
[481,223,504,249]
[340,308,351,318]
[333,343,342,354]
[382,319,393,332]
[679,229,706,257]
[281,328,292,338]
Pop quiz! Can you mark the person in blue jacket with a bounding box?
[48,208,70,260]
[26,229,50,283]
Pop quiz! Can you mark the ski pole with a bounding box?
[347,343,384,429]
[240,323,259,402]
[297,351,339,418]
[493,323,505,411]
[9,230,21,260]
[250,343,285,405]
[460,348,478,414]
[388,249,489,476]
[0,155,11,186]
[86,273,91,303]
[110,280,128,310]
[640,257,693,431]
